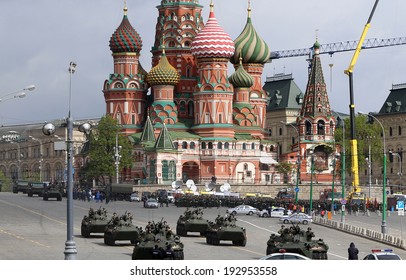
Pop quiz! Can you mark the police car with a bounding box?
[363,249,402,260]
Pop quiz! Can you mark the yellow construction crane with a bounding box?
[344,0,379,202]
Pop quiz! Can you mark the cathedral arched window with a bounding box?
[305,121,312,135]
[201,142,206,149]
[190,142,195,149]
[217,142,223,149]
[182,141,187,149]
[188,101,194,117]
[317,120,325,135]
[242,143,247,150]
[208,142,213,150]
[251,143,255,150]
[224,142,229,149]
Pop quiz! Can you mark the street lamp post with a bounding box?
[0,85,36,103]
[337,116,346,224]
[309,149,315,215]
[389,151,402,190]
[29,136,43,182]
[359,112,387,234]
[331,153,340,213]
[42,62,92,260]
[281,121,301,203]
[113,132,122,184]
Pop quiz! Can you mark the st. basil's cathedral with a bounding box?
[103,0,337,186]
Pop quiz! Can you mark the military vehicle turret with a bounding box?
[205,214,247,246]
[132,219,184,260]
[176,208,209,236]
[81,207,110,238]
[43,183,63,201]
[266,224,329,259]
[104,212,142,246]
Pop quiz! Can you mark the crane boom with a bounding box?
[269,36,406,61]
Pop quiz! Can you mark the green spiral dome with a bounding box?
[231,16,270,65]
[229,59,254,88]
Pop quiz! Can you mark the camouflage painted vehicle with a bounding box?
[27,182,45,197]
[43,184,63,201]
[266,224,329,259]
[81,207,109,238]
[205,214,247,246]
[12,180,30,194]
[176,208,209,236]
[132,219,184,260]
[104,212,142,246]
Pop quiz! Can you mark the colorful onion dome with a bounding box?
[109,7,143,54]
[230,6,270,64]
[313,40,321,55]
[229,58,254,88]
[190,2,235,59]
[146,48,180,86]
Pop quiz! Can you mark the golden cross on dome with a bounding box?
[124,0,128,15]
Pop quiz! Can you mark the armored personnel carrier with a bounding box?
[266,224,329,259]
[43,184,63,201]
[205,214,247,246]
[132,219,184,260]
[104,212,142,246]
[81,207,110,238]
[176,208,209,236]
[27,182,45,197]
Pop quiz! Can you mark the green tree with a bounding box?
[0,171,12,192]
[82,115,133,185]
[334,114,383,181]
[275,161,293,183]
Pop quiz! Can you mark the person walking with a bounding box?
[348,242,359,260]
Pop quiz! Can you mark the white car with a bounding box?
[257,207,292,218]
[260,252,310,260]
[226,205,259,215]
[279,213,313,224]
[363,249,402,260]
[144,198,159,208]
[130,193,141,202]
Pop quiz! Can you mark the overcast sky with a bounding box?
[0,0,405,125]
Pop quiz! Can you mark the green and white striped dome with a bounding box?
[230,8,270,65]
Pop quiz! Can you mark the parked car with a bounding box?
[260,251,310,260]
[144,198,159,208]
[257,207,292,218]
[226,205,259,215]
[130,193,141,202]
[363,249,402,260]
[279,213,313,224]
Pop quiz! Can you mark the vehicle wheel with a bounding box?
[283,219,289,224]
[303,220,308,225]
[28,192,33,197]
[248,211,253,215]
[57,195,62,201]
[174,250,184,260]
[232,211,237,216]
[262,213,269,218]
[239,239,247,247]
[43,195,48,201]
[81,226,90,238]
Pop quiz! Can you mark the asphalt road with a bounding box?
[1,192,405,260]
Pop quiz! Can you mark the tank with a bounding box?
[176,208,209,236]
[104,212,142,246]
[266,224,329,259]
[205,214,247,246]
[81,207,110,238]
[27,182,45,197]
[43,184,63,201]
[132,219,184,260]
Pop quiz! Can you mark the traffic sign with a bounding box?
[397,200,405,210]
[340,199,347,205]
[294,187,299,193]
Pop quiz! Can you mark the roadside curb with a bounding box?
[313,216,406,250]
